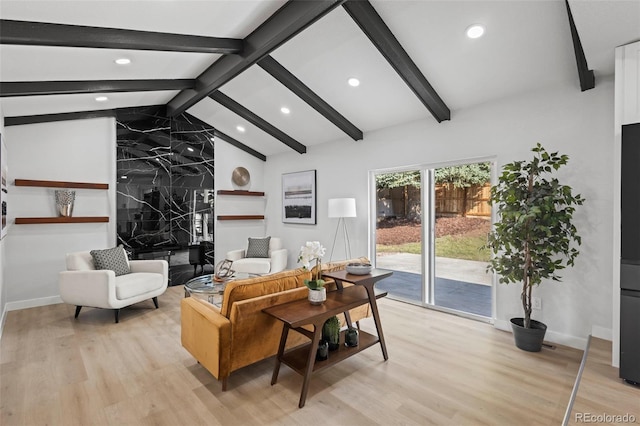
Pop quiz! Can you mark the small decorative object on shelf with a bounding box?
[322,316,341,351]
[214,259,234,281]
[345,327,359,347]
[232,166,251,187]
[316,339,329,361]
[346,262,372,275]
[55,189,75,217]
[298,241,327,305]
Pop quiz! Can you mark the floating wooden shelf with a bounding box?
[15,179,109,190]
[216,190,264,196]
[15,217,109,225]
[217,215,264,221]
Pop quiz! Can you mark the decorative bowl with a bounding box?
[346,262,372,275]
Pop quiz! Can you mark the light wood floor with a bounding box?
[0,285,635,425]
[568,338,639,425]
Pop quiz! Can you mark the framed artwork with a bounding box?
[1,134,7,240]
[282,170,316,225]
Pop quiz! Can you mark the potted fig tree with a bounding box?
[486,143,585,352]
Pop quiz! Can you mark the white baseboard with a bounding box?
[5,295,63,312]
[494,319,588,350]
[0,306,7,341]
[591,325,613,341]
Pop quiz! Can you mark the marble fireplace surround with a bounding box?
[116,109,214,285]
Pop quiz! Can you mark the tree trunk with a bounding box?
[522,172,535,329]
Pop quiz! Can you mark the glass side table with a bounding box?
[183,273,252,306]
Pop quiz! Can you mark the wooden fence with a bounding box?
[377,183,491,219]
[435,183,491,217]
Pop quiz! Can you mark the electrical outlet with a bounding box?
[532,297,542,310]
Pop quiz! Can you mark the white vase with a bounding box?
[308,288,326,305]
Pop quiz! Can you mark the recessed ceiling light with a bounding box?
[466,24,485,39]
[95,96,108,102]
[115,58,131,65]
[348,77,360,87]
[280,107,290,115]
[236,125,246,133]
[187,147,194,152]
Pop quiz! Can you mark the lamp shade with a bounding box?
[328,198,356,218]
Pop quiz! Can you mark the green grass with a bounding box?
[377,234,490,262]
[435,234,490,261]
[376,242,422,254]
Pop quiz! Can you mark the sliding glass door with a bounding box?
[374,170,424,304]
[373,161,493,319]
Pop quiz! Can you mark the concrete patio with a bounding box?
[376,253,492,286]
[375,253,493,317]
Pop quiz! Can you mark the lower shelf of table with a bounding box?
[280,329,379,375]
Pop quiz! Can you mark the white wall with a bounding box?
[214,141,266,265]
[3,118,116,310]
[0,103,6,336]
[263,79,615,350]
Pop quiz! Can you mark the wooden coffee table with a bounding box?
[263,268,392,408]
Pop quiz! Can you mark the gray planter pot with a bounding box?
[510,318,547,352]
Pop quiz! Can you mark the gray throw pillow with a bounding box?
[245,236,271,258]
[90,246,131,276]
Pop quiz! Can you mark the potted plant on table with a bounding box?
[322,315,341,350]
[298,241,327,305]
[486,143,585,352]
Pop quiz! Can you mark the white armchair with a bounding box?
[59,250,168,323]
[226,237,288,275]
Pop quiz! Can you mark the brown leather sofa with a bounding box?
[180,257,371,390]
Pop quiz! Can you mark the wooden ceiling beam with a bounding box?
[0,19,243,54]
[342,1,450,122]
[210,91,306,154]
[213,129,267,162]
[182,113,267,162]
[167,0,345,116]
[0,80,195,97]
[565,0,595,91]
[258,55,363,141]
[4,109,115,126]
[4,105,167,126]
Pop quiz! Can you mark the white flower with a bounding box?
[297,241,326,269]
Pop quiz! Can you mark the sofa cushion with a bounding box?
[227,286,309,372]
[66,251,96,271]
[245,236,271,258]
[115,272,164,300]
[219,267,311,318]
[232,258,272,275]
[90,246,130,276]
[317,256,371,275]
[311,256,371,280]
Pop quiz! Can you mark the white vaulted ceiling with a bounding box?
[1,0,638,158]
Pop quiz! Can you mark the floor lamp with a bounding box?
[328,198,357,261]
